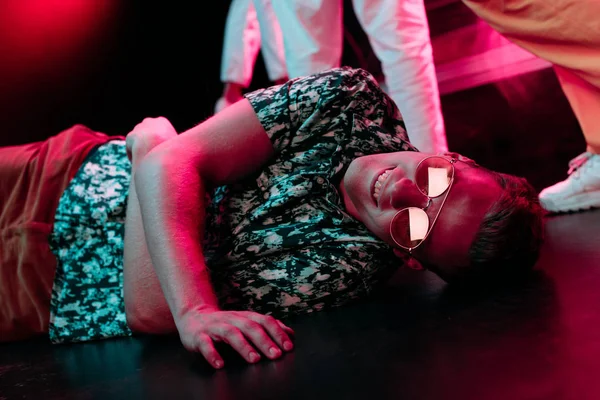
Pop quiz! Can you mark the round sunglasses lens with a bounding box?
[415,157,453,198]
[390,207,430,248]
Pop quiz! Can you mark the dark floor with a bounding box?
[2,1,598,399]
[2,209,600,400]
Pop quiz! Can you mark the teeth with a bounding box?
[373,170,393,199]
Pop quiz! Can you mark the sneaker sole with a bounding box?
[540,192,600,214]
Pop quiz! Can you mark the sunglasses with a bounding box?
[389,156,456,253]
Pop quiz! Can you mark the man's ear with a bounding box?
[393,248,425,271]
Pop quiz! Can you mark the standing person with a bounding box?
[215,0,287,113]
[270,0,448,154]
[461,0,600,213]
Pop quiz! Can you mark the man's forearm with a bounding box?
[123,148,176,333]
[134,151,220,325]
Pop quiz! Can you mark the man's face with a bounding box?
[339,151,503,279]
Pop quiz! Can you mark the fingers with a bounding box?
[180,311,295,368]
[244,313,294,352]
[195,333,224,369]
[278,320,296,336]
[233,319,283,360]
[217,326,261,364]
[276,320,295,335]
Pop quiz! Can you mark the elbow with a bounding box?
[125,295,176,335]
[125,300,146,334]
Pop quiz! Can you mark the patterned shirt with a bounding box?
[49,67,415,343]
[203,67,415,316]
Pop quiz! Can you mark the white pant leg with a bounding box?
[252,0,287,82]
[271,0,343,78]
[220,0,261,87]
[352,0,447,153]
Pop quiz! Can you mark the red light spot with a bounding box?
[0,0,117,85]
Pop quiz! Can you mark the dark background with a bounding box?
[0,1,383,145]
[0,0,585,191]
[0,1,232,144]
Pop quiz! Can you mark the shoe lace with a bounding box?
[568,152,593,178]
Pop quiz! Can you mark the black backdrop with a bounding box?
[0,0,378,147]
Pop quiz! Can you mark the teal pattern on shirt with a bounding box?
[203,67,416,316]
[49,141,132,343]
[49,67,416,343]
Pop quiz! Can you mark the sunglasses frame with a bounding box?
[389,156,457,253]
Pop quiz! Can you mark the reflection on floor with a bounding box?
[2,209,600,399]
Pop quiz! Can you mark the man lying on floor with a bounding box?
[0,68,544,369]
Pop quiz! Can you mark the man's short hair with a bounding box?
[457,171,545,283]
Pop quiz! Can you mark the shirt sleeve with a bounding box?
[244,67,403,154]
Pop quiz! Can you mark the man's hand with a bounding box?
[126,116,178,161]
[177,307,295,369]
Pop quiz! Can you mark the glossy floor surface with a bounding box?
[2,210,600,400]
[2,1,599,399]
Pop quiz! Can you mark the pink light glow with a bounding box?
[0,0,117,86]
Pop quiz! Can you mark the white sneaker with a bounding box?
[539,152,600,213]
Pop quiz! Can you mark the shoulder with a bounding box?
[290,67,383,98]
[245,67,383,106]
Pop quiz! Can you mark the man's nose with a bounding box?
[390,178,429,210]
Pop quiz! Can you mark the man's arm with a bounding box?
[132,100,293,368]
[123,119,177,334]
